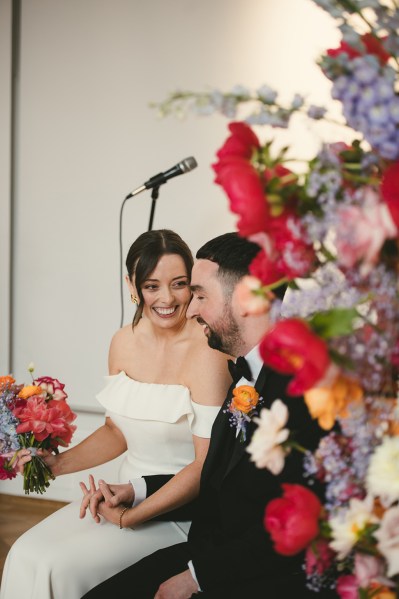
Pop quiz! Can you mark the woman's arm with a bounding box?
[15,416,127,477]
[85,342,231,527]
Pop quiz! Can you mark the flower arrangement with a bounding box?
[225,384,261,442]
[153,0,399,595]
[0,367,76,494]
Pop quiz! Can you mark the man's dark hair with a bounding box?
[196,232,286,300]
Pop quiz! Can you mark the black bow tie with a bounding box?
[227,356,253,384]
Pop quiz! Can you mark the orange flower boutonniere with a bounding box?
[225,385,262,442]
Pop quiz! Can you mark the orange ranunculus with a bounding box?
[368,583,396,599]
[230,385,259,414]
[0,375,15,390]
[18,385,43,400]
[304,375,363,430]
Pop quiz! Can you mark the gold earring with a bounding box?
[131,294,138,305]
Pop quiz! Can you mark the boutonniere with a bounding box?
[225,385,262,443]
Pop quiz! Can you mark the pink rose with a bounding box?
[264,483,321,555]
[33,376,67,401]
[336,575,359,599]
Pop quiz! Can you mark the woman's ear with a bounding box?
[125,275,139,305]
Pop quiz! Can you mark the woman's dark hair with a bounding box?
[126,229,193,327]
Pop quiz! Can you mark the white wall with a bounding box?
[0,0,12,375]
[1,0,341,500]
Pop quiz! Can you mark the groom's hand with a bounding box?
[154,570,199,599]
[98,480,135,507]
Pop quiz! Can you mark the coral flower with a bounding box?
[259,319,331,395]
[304,375,363,430]
[13,396,76,443]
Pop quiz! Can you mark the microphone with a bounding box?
[125,156,198,199]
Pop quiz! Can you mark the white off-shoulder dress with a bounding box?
[0,372,220,599]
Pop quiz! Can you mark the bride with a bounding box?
[0,229,231,599]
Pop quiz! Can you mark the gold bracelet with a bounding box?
[119,506,129,529]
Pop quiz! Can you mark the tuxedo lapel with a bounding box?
[222,365,270,480]
[200,381,235,484]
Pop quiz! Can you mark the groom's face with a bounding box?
[187,259,241,356]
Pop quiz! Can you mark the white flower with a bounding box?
[246,399,290,475]
[366,436,399,506]
[374,505,399,578]
[329,496,378,560]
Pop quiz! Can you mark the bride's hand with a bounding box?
[8,448,54,474]
[79,474,103,523]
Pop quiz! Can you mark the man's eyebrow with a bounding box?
[190,284,205,293]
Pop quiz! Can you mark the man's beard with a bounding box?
[204,308,242,356]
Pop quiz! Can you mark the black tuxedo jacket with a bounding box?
[144,366,327,595]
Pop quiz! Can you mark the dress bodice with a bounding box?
[96,371,220,481]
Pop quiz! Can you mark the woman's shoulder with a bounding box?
[183,324,232,406]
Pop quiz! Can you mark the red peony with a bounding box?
[264,483,322,556]
[381,161,399,230]
[215,121,260,161]
[213,158,270,237]
[259,318,331,395]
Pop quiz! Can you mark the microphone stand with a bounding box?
[148,185,160,231]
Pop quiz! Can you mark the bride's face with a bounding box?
[140,254,191,329]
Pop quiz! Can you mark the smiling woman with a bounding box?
[0,229,232,599]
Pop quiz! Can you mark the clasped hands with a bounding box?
[79,473,135,526]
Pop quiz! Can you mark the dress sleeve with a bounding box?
[188,402,221,438]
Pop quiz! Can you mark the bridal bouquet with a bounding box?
[0,367,76,494]
[153,0,399,595]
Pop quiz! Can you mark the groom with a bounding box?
[83,232,328,598]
